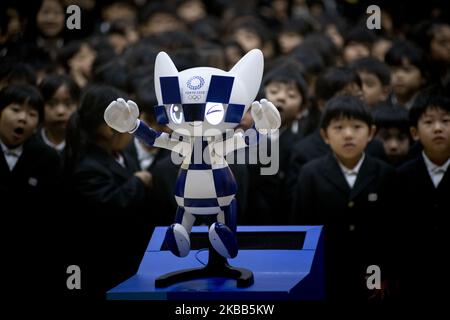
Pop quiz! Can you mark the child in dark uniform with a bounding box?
[292,95,395,302]
[397,88,450,303]
[38,74,80,154]
[64,85,153,299]
[0,84,60,207]
[0,84,61,297]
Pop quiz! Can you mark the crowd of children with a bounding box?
[1,0,449,303]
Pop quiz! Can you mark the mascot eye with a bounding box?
[169,104,183,124]
[205,103,224,125]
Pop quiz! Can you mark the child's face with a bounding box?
[430,25,450,63]
[265,81,303,127]
[69,44,96,76]
[36,0,65,38]
[376,127,410,164]
[322,117,374,167]
[233,28,262,52]
[391,62,423,99]
[411,107,450,161]
[371,39,392,61]
[177,0,205,24]
[44,85,77,131]
[343,42,370,64]
[358,71,390,107]
[278,32,302,54]
[0,103,39,148]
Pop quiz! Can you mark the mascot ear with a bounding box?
[229,49,264,102]
[154,51,179,105]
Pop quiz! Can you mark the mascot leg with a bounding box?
[165,207,196,257]
[209,198,238,258]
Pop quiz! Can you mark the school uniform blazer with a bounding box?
[0,135,61,209]
[71,144,149,212]
[291,153,395,297]
[1,136,61,296]
[396,156,449,298]
[397,155,449,220]
[286,130,387,206]
[68,144,154,298]
[292,153,395,222]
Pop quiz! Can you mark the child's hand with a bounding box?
[104,98,140,133]
[134,171,153,187]
[251,99,281,132]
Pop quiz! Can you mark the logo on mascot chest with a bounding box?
[186,76,205,90]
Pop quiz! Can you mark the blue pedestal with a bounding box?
[107,225,324,300]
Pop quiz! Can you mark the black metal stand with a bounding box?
[155,242,254,288]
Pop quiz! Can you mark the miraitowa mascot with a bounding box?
[104,49,280,287]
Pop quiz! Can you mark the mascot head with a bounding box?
[154,49,263,136]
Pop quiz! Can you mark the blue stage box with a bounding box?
[107,225,324,300]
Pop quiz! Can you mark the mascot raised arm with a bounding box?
[104,49,280,285]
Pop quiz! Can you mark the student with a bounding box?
[286,67,386,203]
[414,21,450,86]
[277,18,314,55]
[38,74,80,153]
[342,27,377,64]
[58,40,96,88]
[64,85,153,299]
[291,95,395,301]
[0,84,60,207]
[262,61,308,138]
[139,2,185,37]
[25,0,67,61]
[1,85,62,296]
[396,88,450,302]
[385,40,427,109]
[227,16,274,60]
[350,57,392,108]
[371,35,392,62]
[373,105,411,166]
[246,61,308,225]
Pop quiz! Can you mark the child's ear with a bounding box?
[320,128,329,144]
[410,126,420,141]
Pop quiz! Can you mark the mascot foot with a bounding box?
[208,222,238,258]
[165,223,190,257]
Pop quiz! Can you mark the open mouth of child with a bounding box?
[14,127,25,136]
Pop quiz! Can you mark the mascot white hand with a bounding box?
[251,98,281,131]
[104,98,139,133]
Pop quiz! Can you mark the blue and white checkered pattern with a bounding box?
[173,137,237,215]
[157,75,246,125]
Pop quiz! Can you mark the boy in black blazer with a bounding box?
[292,95,395,302]
[397,88,450,302]
[0,85,61,207]
[0,85,62,298]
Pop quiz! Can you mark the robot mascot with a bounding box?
[104,49,280,287]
